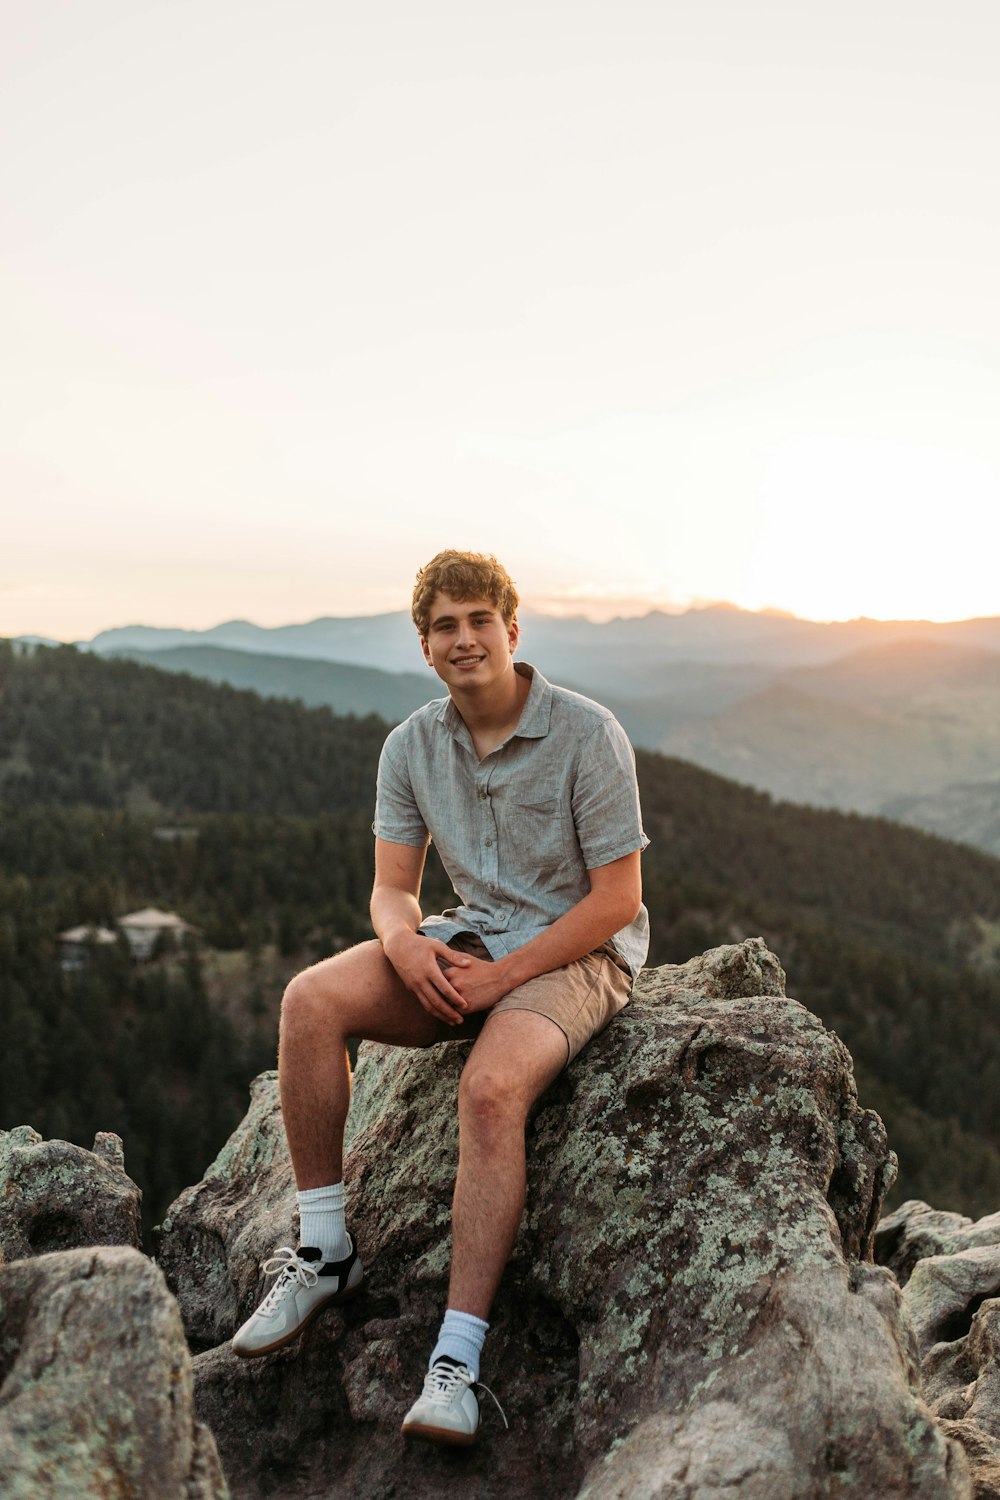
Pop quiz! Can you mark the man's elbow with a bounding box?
[609,883,643,929]
[591,853,643,929]
[622,895,643,927]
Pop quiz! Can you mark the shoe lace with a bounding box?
[423,1363,509,1430]
[256,1247,319,1316]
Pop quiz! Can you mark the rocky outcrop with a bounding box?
[876,1199,1000,1498]
[0,1127,228,1495]
[0,1245,227,1499]
[158,938,970,1500]
[0,1125,142,1262]
[877,1200,1000,1287]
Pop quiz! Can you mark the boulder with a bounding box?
[0,1125,141,1262]
[876,1203,1000,1498]
[904,1247,1000,1359]
[158,938,970,1500]
[0,1245,227,1499]
[876,1199,1000,1286]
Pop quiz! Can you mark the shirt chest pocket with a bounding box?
[499,794,569,877]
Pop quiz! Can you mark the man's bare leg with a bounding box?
[233,940,451,1359]
[448,1009,569,1317]
[400,1010,568,1438]
[278,938,447,1188]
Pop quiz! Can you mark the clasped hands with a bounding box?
[384,930,513,1025]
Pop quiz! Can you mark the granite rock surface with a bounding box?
[0,1124,141,1262]
[0,1245,227,1499]
[877,1198,1000,1498]
[158,938,970,1500]
[877,1199,1000,1287]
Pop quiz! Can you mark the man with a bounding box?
[232,549,649,1445]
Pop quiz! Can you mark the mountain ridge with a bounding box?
[82,604,1000,676]
[110,644,437,724]
[660,638,1000,845]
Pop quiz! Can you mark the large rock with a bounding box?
[0,1245,227,1498]
[876,1199,1000,1286]
[0,1125,142,1262]
[905,1247,1000,1359]
[158,938,970,1500]
[876,1200,1000,1498]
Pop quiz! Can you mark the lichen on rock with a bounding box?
[0,1125,141,1264]
[0,1245,227,1499]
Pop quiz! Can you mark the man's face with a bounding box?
[420,592,519,692]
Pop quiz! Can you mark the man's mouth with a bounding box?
[451,655,486,668]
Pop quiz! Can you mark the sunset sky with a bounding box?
[4,0,1000,640]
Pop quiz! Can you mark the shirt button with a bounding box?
[478,789,488,800]
[484,838,493,847]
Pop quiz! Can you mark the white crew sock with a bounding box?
[429,1308,490,1380]
[296,1183,350,1262]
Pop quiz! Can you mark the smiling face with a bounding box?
[420,591,520,694]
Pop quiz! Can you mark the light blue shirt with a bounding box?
[373,662,650,977]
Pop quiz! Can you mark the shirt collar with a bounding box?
[435,661,553,742]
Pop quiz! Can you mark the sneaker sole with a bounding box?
[232,1275,365,1359]
[400,1420,478,1447]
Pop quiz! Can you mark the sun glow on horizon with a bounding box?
[527,594,1000,629]
[727,434,1000,626]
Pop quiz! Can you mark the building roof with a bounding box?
[58,925,118,944]
[117,908,192,930]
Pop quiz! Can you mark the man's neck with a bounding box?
[450,662,531,759]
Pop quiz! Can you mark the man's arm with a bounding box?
[448,850,642,1013]
[370,838,472,1025]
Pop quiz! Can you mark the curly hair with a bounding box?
[411,550,520,636]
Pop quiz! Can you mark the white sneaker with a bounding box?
[231,1237,363,1358]
[401,1358,508,1446]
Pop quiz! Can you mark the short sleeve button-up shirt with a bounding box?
[373,662,650,977]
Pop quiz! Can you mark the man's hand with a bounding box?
[448,955,515,1014]
[381,928,471,1026]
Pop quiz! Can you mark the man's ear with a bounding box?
[507,615,520,653]
[420,636,433,666]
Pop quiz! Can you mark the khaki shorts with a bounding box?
[440,932,633,1064]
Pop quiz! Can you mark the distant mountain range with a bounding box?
[84,605,1000,680]
[60,605,1000,857]
[659,639,1000,840]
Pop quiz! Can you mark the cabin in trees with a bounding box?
[117,908,197,961]
[57,924,118,971]
[58,907,198,968]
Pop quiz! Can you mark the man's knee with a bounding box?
[458,1062,525,1129]
[280,941,399,1045]
[280,965,340,1041]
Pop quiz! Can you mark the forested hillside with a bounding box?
[3,638,1000,1233]
[0,640,387,814]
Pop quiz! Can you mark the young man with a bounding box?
[232,550,649,1445]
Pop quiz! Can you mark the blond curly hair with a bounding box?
[411,550,519,636]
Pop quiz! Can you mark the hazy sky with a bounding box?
[4,0,1000,638]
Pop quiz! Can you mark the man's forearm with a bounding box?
[370,886,423,949]
[491,883,638,993]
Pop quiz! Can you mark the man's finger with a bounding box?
[431,945,470,968]
[418,985,465,1025]
[426,965,468,1008]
